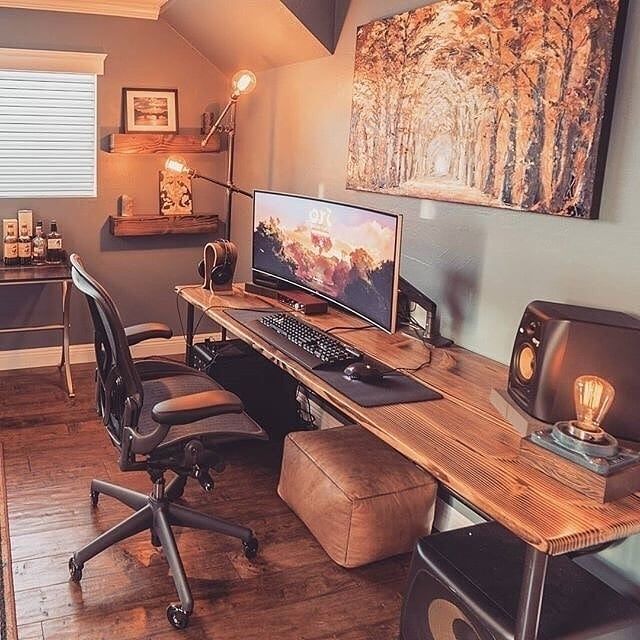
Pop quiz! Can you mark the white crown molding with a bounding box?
[0,1,168,20]
[0,333,216,371]
[0,47,107,74]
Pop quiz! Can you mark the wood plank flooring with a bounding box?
[0,363,409,639]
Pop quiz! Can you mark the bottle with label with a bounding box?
[46,220,63,264]
[3,226,18,267]
[31,221,47,266]
[18,223,32,266]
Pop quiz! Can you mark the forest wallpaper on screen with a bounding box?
[253,206,397,328]
[346,0,625,218]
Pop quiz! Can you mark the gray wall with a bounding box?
[234,0,640,365]
[0,8,228,349]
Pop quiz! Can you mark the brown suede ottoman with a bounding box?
[277,424,437,568]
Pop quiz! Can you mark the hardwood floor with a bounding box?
[0,363,409,639]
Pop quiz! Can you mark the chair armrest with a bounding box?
[152,390,243,426]
[125,322,173,346]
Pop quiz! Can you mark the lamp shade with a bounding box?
[231,69,256,97]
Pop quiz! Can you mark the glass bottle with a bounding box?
[18,223,32,266]
[3,226,18,267]
[31,220,47,266]
[46,220,63,265]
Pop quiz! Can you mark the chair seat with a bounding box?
[140,372,267,450]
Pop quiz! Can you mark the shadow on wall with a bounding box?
[401,206,487,342]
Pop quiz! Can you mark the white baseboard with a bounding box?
[0,333,217,371]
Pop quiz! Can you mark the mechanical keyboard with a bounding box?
[258,313,363,370]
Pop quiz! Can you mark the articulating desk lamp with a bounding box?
[164,69,257,240]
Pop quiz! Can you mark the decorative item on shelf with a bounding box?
[118,194,135,217]
[201,111,217,135]
[199,240,237,295]
[164,157,252,239]
[122,88,178,134]
[193,68,257,239]
[520,374,640,502]
[159,166,193,215]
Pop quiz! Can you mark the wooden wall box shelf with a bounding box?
[519,438,640,503]
[108,133,222,154]
[109,215,219,237]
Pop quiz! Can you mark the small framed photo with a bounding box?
[122,88,178,134]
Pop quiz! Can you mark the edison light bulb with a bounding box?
[231,70,257,97]
[165,156,189,174]
[573,375,615,434]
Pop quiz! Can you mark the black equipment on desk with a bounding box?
[397,277,453,347]
[508,301,640,442]
[401,522,640,640]
[258,313,363,369]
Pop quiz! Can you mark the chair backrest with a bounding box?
[70,254,143,447]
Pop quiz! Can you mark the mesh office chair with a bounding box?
[68,254,267,629]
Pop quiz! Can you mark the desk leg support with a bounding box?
[59,280,75,398]
[515,546,548,640]
[186,302,194,366]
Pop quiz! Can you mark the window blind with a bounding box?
[0,69,97,198]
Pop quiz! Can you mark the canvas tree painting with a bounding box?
[346,0,626,218]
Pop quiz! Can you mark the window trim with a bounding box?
[0,48,106,75]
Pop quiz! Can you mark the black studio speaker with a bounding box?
[400,522,640,640]
[507,301,640,442]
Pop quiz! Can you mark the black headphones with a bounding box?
[198,240,235,287]
[211,240,234,285]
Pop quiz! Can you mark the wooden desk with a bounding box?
[177,283,640,640]
[0,264,73,397]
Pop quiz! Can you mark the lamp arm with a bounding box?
[193,172,253,199]
[201,96,238,149]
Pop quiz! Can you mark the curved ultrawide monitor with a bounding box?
[252,191,403,333]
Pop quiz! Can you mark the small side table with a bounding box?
[0,264,74,397]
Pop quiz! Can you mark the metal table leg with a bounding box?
[515,545,549,640]
[186,302,194,366]
[59,279,74,398]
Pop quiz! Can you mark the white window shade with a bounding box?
[0,68,98,198]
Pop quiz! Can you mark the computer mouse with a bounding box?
[343,362,384,383]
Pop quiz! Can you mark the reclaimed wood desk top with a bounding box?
[177,283,640,556]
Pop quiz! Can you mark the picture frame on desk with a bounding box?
[122,88,179,134]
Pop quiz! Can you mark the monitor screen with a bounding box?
[252,191,402,332]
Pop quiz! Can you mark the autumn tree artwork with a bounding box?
[346,0,626,218]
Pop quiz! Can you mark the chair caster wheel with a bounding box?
[166,603,190,629]
[90,489,99,508]
[243,536,259,560]
[68,557,83,583]
[151,532,161,548]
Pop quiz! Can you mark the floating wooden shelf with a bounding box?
[108,133,223,154]
[109,215,219,237]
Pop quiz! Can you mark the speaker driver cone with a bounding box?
[427,599,482,640]
[515,343,536,384]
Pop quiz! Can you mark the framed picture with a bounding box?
[122,88,178,134]
[159,169,192,215]
[346,0,628,219]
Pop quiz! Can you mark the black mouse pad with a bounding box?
[224,308,442,408]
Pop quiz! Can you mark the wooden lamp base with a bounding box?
[520,437,640,503]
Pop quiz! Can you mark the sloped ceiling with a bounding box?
[161,0,345,75]
[0,1,168,19]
